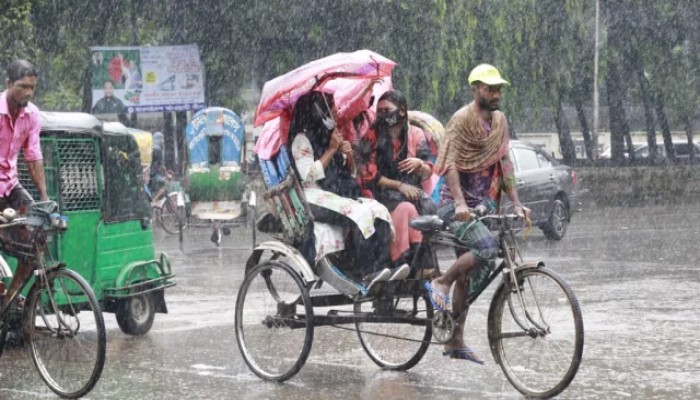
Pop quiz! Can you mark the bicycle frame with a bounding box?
[414,214,550,337]
[0,220,60,322]
[260,213,548,333]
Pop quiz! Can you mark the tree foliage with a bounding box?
[0,0,695,165]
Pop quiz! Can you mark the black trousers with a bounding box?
[310,205,392,278]
[0,185,34,212]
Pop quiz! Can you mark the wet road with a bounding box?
[1,203,699,399]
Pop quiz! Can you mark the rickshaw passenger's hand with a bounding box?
[339,141,352,156]
[455,202,473,222]
[398,183,420,201]
[364,78,383,94]
[398,158,423,174]
[328,130,342,152]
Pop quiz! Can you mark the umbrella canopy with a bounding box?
[324,76,393,115]
[254,49,396,128]
[254,50,396,160]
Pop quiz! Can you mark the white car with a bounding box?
[600,141,700,160]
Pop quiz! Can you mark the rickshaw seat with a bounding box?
[260,146,314,243]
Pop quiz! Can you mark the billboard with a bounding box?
[90,45,205,114]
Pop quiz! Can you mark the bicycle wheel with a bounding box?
[235,260,314,381]
[159,196,180,234]
[24,268,106,399]
[488,267,583,399]
[355,291,432,370]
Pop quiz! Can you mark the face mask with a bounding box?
[314,102,336,130]
[376,109,400,127]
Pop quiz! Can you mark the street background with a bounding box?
[1,202,698,399]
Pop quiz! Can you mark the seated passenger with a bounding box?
[287,90,409,290]
[358,90,437,276]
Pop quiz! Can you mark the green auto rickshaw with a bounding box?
[4,111,175,336]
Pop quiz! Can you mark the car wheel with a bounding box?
[542,199,569,240]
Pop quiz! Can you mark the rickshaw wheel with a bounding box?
[235,260,314,382]
[116,291,155,336]
[355,291,433,370]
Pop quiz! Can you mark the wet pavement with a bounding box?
[1,203,699,399]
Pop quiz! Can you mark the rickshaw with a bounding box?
[114,124,189,242]
[234,145,584,398]
[2,112,176,336]
[183,107,255,249]
[235,50,583,398]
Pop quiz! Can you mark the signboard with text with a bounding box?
[89,45,205,114]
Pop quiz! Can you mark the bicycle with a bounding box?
[148,179,188,239]
[236,205,583,398]
[0,201,106,398]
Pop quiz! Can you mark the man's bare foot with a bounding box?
[443,340,484,364]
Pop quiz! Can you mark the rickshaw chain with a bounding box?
[322,308,442,345]
[328,323,442,345]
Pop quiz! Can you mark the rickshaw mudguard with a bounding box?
[246,241,316,285]
[516,260,546,270]
[105,253,176,312]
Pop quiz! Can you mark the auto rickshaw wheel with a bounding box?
[116,292,155,335]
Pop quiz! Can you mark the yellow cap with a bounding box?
[467,64,510,86]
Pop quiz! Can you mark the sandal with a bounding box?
[423,281,450,312]
[442,347,485,365]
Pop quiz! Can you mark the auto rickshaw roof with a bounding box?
[40,112,103,136]
[125,127,153,166]
[103,121,130,135]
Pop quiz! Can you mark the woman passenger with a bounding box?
[288,90,409,290]
[358,90,436,276]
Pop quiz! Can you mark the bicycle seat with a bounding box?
[409,215,445,232]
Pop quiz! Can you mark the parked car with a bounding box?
[505,140,579,240]
[634,141,700,161]
[600,140,700,161]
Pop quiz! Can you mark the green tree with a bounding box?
[0,1,35,73]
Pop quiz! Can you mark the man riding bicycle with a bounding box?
[0,60,49,303]
[425,64,530,364]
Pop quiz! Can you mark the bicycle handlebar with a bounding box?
[0,217,27,229]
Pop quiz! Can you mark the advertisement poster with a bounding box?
[90,45,205,114]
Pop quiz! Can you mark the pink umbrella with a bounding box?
[254,77,393,160]
[255,50,396,160]
[324,76,393,114]
[254,49,396,128]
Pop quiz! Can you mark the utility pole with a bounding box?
[592,0,600,159]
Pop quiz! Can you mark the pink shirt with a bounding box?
[0,91,43,197]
